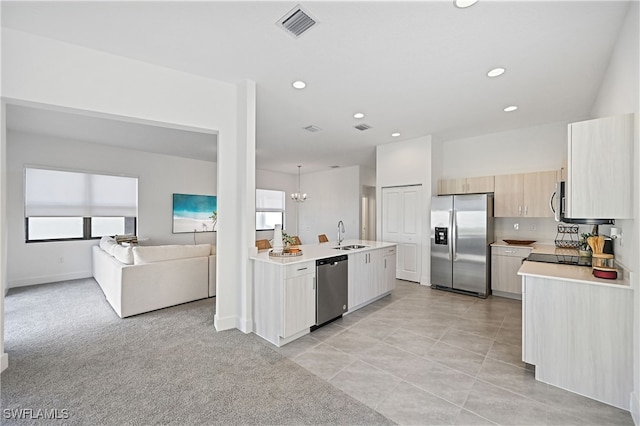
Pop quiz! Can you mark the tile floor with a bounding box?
[273,280,634,425]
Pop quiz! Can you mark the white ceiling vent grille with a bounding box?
[304,125,322,132]
[354,124,372,131]
[278,5,317,38]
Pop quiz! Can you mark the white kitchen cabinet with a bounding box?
[348,246,397,311]
[383,246,397,294]
[438,176,494,195]
[491,246,531,298]
[282,263,316,339]
[494,171,558,218]
[253,260,315,347]
[521,274,632,409]
[348,250,379,309]
[567,113,634,219]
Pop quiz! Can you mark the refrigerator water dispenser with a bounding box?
[435,227,448,245]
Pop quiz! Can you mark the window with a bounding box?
[24,167,138,242]
[256,189,285,231]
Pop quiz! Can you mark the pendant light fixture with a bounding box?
[291,165,307,202]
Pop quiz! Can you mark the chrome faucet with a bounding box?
[337,220,345,245]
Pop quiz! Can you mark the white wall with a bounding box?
[590,2,639,421]
[6,131,217,287]
[1,27,252,372]
[297,166,361,245]
[377,136,432,285]
[436,121,567,178]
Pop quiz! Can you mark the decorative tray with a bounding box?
[503,239,536,245]
[269,249,303,257]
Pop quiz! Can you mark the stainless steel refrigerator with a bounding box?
[430,193,494,298]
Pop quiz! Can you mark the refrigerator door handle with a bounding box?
[451,209,457,261]
[448,209,454,261]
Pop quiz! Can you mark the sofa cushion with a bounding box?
[132,244,212,265]
[112,244,134,265]
[99,236,117,255]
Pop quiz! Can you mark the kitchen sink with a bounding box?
[333,244,368,250]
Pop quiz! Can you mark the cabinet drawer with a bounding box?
[383,247,396,256]
[493,246,532,258]
[284,261,315,279]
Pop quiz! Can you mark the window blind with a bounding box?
[25,168,138,217]
[256,189,285,212]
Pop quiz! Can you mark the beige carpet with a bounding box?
[1,279,393,425]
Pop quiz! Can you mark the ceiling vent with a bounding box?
[354,124,372,131]
[278,5,317,38]
[304,125,322,132]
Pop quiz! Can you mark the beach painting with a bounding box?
[172,193,217,233]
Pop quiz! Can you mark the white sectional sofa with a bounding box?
[92,237,216,318]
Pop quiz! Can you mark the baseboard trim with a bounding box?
[214,314,237,331]
[631,392,639,425]
[9,271,92,289]
[1,353,8,372]
[236,317,253,334]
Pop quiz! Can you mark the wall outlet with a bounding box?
[530,224,537,231]
[513,223,519,231]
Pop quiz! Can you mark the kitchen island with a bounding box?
[518,260,632,410]
[250,240,397,347]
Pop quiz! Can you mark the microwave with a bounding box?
[551,181,614,225]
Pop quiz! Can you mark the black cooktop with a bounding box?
[526,253,592,267]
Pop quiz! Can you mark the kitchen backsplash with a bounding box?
[494,218,610,245]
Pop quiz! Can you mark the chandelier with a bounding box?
[291,165,307,202]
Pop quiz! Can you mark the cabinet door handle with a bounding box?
[297,267,308,271]
[524,206,528,216]
[384,259,387,268]
[518,205,522,216]
[505,250,516,254]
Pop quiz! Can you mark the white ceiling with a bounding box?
[1,1,632,174]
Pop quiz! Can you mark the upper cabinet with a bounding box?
[494,171,558,218]
[438,176,494,195]
[567,113,634,219]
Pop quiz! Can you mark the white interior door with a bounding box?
[382,185,422,282]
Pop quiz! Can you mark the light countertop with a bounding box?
[250,239,397,266]
[492,240,631,288]
[518,260,630,289]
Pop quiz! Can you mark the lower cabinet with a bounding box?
[253,260,315,347]
[282,263,316,339]
[348,251,379,309]
[491,246,532,298]
[383,246,397,294]
[348,246,396,311]
[522,275,633,409]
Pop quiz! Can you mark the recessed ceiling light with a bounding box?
[504,105,518,112]
[487,67,505,78]
[292,80,306,89]
[454,0,478,8]
[353,112,365,119]
[391,132,401,137]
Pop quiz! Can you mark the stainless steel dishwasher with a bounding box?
[314,255,348,328]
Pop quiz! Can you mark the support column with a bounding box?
[214,80,256,332]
